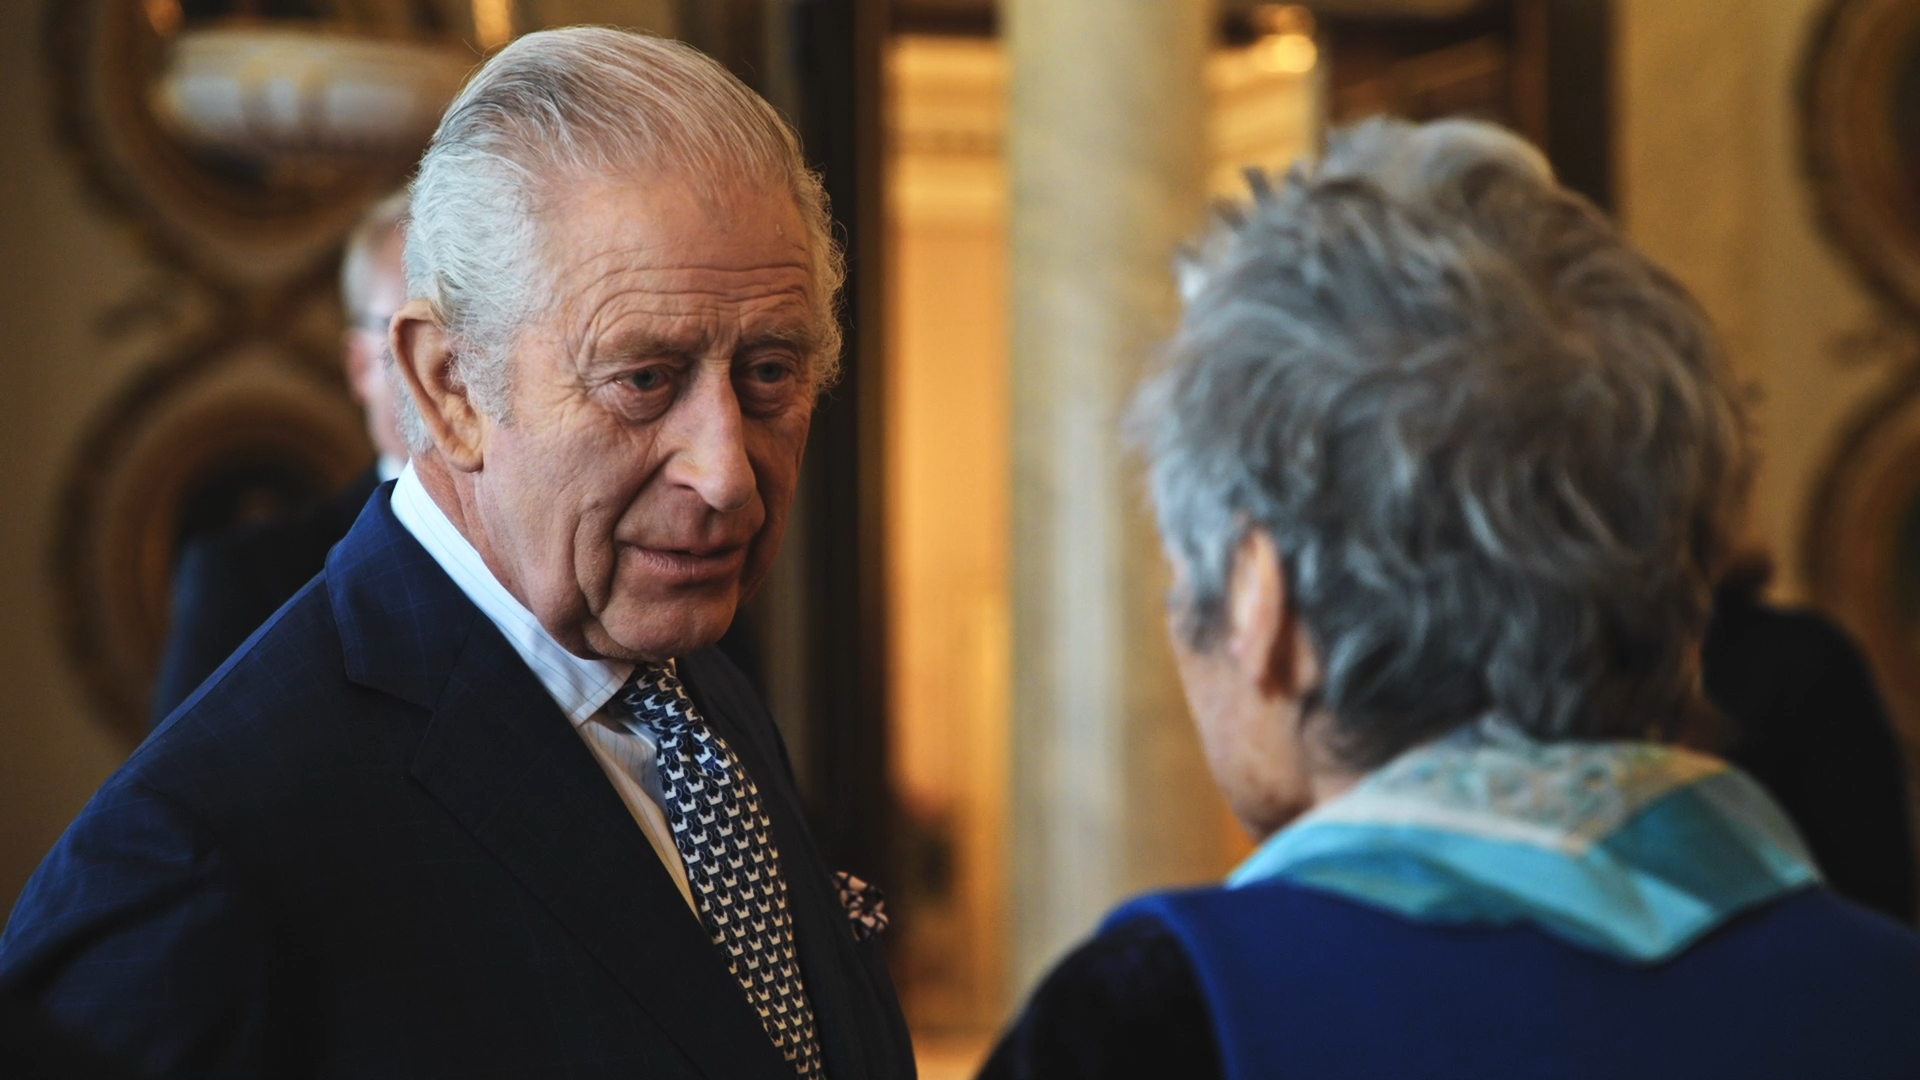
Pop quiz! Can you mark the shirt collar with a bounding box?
[376,454,405,483]
[389,462,633,724]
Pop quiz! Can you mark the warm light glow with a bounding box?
[144,0,183,37]
[1208,30,1317,195]
[1254,32,1318,75]
[886,35,1012,1039]
[1250,3,1315,37]
[882,31,1321,1047]
[471,0,515,51]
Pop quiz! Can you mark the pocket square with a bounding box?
[833,871,889,941]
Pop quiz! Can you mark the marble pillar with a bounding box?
[1005,0,1229,995]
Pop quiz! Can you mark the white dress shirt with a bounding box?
[390,463,698,914]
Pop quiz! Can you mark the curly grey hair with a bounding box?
[1131,117,1751,768]
[396,26,843,450]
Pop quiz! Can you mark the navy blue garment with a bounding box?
[1703,588,1916,923]
[151,468,382,727]
[0,990,143,1080]
[1032,880,1920,1080]
[0,485,915,1080]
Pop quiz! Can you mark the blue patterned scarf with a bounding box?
[1228,719,1821,962]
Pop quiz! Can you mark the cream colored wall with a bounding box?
[1618,0,1898,602]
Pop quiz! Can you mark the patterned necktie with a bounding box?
[615,662,827,1080]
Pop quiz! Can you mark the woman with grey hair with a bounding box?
[980,118,1920,1080]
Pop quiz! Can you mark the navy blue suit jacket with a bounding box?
[0,486,915,1080]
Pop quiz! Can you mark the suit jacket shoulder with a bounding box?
[978,917,1218,1080]
[4,488,914,1080]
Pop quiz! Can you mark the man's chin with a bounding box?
[581,596,738,663]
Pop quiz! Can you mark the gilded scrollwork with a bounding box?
[1802,0,1920,756]
[41,0,480,739]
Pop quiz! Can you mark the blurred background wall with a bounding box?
[1619,0,1882,603]
[7,2,1920,1078]
[1616,0,1920,915]
[0,0,157,919]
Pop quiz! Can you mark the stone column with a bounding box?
[1005,0,1225,995]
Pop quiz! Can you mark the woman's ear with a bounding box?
[1226,529,1317,700]
[390,299,489,472]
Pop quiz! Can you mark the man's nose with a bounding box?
[665,368,756,514]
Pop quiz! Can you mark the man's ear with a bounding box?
[1226,529,1315,699]
[390,299,488,472]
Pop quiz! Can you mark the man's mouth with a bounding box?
[623,543,749,586]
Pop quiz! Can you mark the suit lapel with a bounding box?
[329,491,794,1080]
[410,634,794,1080]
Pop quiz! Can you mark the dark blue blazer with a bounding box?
[0,486,915,1080]
[1119,881,1920,1080]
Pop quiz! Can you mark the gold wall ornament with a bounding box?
[1804,360,1920,769]
[1799,0,1920,762]
[41,0,487,740]
[152,25,474,164]
[1802,0,1920,319]
[43,0,476,292]
[52,333,374,744]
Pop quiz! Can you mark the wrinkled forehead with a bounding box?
[534,171,811,284]
[544,161,802,236]
[514,174,817,354]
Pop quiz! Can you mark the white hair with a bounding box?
[395,27,843,450]
[1132,117,1751,768]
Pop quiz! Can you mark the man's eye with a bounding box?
[627,368,670,392]
[747,362,793,385]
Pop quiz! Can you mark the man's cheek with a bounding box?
[746,439,805,512]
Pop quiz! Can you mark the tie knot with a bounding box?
[616,661,696,734]
[616,662,728,779]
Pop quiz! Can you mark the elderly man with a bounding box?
[0,29,913,1080]
[149,191,412,725]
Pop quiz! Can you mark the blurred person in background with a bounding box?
[983,118,1920,1080]
[1703,551,1915,923]
[0,28,911,1080]
[148,191,411,725]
